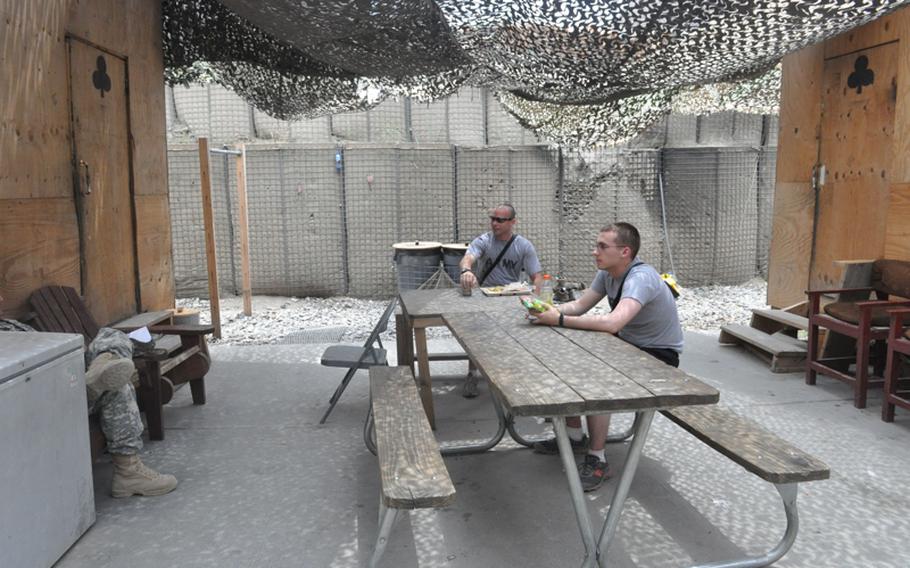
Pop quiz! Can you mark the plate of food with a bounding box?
[480,282,534,296]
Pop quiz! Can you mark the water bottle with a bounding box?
[539,273,554,304]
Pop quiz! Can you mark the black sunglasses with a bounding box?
[489,216,514,223]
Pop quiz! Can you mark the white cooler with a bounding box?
[0,331,95,567]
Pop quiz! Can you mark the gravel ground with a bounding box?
[177,278,768,346]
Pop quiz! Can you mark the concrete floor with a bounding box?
[57,330,910,567]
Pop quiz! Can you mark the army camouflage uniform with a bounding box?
[86,328,144,455]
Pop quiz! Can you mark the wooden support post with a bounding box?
[235,143,252,316]
[197,137,222,339]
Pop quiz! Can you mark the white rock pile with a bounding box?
[178,277,768,346]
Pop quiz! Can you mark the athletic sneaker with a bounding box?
[579,454,611,492]
[532,434,589,455]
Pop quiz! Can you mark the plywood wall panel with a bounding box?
[809,41,897,290]
[0,198,80,317]
[824,11,906,59]
[768,46,823,306]
[889,15,910,183]
[775,45,824,183]
[1,0,173,317]
[0,2,73,200]
[767,182,815,307]
[134,194,175,311]
[884,182,910,259]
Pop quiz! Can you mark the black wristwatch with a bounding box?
[460,268,472,274]
[558,312,565,327]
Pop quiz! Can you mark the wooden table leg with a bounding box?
[413,326,436,429]
[395,313,414,374]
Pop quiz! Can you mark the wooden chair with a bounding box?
[319,298,398,425]
[882,308,910,422]
[806,260,910,408]
[29,285,213,441]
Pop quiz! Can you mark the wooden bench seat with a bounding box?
[662,405,829,566]
[368,366,455,567]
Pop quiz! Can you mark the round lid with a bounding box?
[441,242,469,252]
[392,241,442,251]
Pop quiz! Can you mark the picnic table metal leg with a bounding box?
[440,390,507,455]
[506,415,633,448]
[553,417,600,568]
[363,404,377,456]
[596,410,655,560]
[688,483,799,568]
[369,500,399,568]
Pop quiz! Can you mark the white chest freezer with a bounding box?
[0,331,95,568]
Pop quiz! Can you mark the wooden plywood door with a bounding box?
[811,42,898,289]
[67,38,138,325]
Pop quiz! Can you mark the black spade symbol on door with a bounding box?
[847,55,874,94]
[92,55,111,98]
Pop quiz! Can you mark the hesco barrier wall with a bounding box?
[168,143,777,299]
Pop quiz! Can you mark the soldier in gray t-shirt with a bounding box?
[459,204,543,290]
[527,222,683,492]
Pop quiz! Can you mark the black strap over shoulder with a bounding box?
[607,261,644,311]
[478,235,517,287]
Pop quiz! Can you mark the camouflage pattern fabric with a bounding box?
[86,327,134,367]
[87,328,143,455]
[88,384,144,455]
[0,318,35,332]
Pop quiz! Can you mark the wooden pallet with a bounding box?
[719,322,807,373]
[750,308,809,334]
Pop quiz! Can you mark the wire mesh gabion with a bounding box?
[167,87,779,299]
[168,142,774,298]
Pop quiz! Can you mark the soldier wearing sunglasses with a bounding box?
[458,204,544,397]
[459,204,543,293]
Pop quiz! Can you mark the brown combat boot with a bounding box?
[111,454,178,498]
[85,352,137,402]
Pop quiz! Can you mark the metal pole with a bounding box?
[553,417,599,568]
[597,410,655,557]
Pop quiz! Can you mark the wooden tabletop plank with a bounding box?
[485,311,658,413]
[443,312,586,416]
[400,289,517,319]
[555,327,719,408]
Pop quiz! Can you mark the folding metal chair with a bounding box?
[319,298,398,424]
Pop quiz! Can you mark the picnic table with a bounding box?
[396,289,720,566]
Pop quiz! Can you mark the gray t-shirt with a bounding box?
[467,233,542,286]
[591,260,683,352]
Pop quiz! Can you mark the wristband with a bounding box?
[461,268,473,274]
[558,312,565,327]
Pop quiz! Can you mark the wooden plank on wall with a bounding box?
[768,44,824,307]
[885,182,910,259]
[767,182,815,307]
[0,198,80,317]
[776,44,825,183]
[134,193,175,312]
[824,10,905,60]
[0,2,74,200]
[889,12,910,183]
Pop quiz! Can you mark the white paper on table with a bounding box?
[128,326,152,343]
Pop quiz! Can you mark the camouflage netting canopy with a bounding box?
[163,0,909,144]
